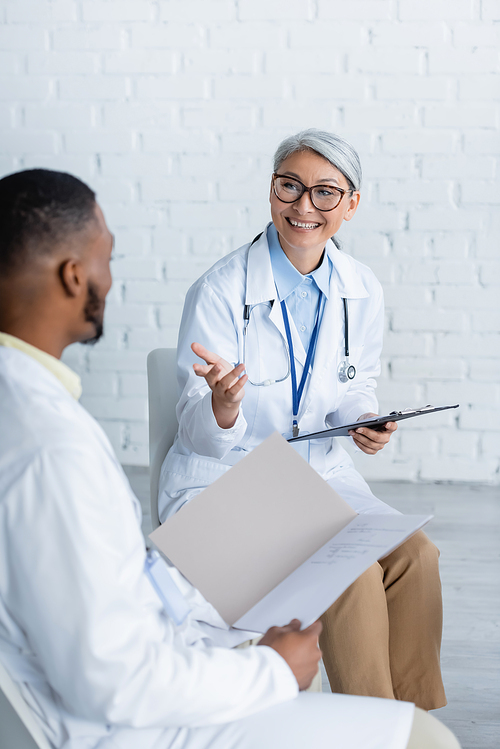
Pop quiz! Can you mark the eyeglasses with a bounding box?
[272,173,352,212]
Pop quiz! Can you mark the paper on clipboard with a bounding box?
[288,404,460,443]
[234,513,431,632]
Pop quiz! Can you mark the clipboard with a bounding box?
[287,404,460,443]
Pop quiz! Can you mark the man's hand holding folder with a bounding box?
[259,619,323,691]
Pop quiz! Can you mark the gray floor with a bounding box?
[124,467,500,749]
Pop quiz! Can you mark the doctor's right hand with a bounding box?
[191,342,248,430]
[258,619,323,691]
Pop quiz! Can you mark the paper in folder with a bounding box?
[288,404,460,443]
[150,432,431,633]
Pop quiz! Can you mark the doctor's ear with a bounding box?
[342,191,361,222]
[59,258,86,299]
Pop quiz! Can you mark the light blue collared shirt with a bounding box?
[267,223,331,353]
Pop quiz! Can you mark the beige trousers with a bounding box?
[320,530,447,710]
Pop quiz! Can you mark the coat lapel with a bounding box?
[268,298,307,367]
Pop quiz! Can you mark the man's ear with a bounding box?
[59,258,85,298]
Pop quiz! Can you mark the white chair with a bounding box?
[147,348,179,530]
[0,658,51,749]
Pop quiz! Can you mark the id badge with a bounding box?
[282,430,310,463]
[144,550,191,625]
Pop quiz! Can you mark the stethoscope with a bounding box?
[337,297,357,383]
[243,300,290,387]
[242,295,356,386]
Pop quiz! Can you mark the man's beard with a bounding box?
[81,281,104,345]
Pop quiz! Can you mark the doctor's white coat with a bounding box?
[159,228,395,522]
[0,347,300,749]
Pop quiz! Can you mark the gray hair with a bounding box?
[273,128,362,191]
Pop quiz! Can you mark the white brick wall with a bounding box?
[1,0,498,481]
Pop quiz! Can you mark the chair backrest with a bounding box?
[0,659,51,749]
[147,348,179,530]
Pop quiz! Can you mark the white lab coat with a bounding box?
[159,227,395,522]
[0,348,299,749]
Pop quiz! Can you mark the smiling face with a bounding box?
[269,149,360,274]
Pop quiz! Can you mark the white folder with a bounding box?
[150,432,430,632]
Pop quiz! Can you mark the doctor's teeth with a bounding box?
[289,220,319,229]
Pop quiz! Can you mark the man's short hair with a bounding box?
[0,168,96,273]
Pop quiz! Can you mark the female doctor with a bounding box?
[158,129,446,711]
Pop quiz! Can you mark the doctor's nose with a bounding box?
[292,190,317,215]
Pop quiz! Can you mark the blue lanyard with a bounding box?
[281,295,323,437]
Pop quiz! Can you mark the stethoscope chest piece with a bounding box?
[338,359,356,383]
